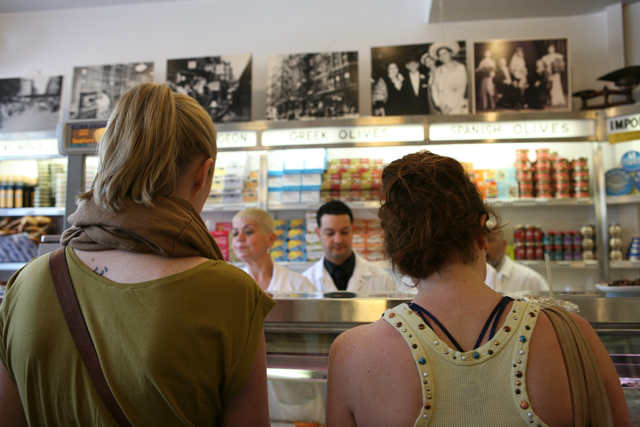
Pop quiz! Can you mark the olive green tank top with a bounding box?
[382,302,549,427]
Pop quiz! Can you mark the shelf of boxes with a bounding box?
[0,262,27,271]
[202,203,258,212]
[605,194,640,205]
[609,260,640,269]
[0,207,65,216]
[484,197,593,207]
[268,201,381,211]
[516,260,598,269]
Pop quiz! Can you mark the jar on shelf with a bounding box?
[515,242,525,260]
[525,242,535,260]
[513,225,525,242]
[582,250,595,260]
[534,160,552,172]
[582,238,595,250]
[609,237,623,250]
[542,231,553,246]
[572,157,588,169]
[610,250,623,261]
[533,225,543,242]
[554,158,570,171]
[515,160,531,171]
[517,170,533,181]
[525,225,534,242]
[535,243,544,260]
[608,223,622,237]
[516,149,530,161]
[554,231,565,246]
[580,224,594,237]
[564,232,574,247]
[535,148,550,161]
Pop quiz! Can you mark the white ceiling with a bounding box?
[427,0,640,23]
[1,0,640,20]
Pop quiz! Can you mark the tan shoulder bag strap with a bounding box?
[542,306,614,427]
[49,247,134,427]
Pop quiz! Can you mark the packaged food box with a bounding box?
[274,219,289,230]
[270,250,287,262]
[287,239,305,251]
[288,250,307,262]
[272,239,286,251]
[288,228,305,240]
[289,219,306,230]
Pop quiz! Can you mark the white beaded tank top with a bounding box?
[381,301,550,427]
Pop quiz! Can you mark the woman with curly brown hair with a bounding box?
[326,151,630,427]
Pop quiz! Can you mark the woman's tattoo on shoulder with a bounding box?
[93,266,109,276]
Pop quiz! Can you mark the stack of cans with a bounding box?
[35,161,52,208]
[609,223,623,261]
[514,225,544,260]
[580,225,596,260]
[627,237,640,261]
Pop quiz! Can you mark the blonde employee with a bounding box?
[232,208,315,292]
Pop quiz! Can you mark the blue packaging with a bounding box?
[621,151,640,172]
[605,168,633,196]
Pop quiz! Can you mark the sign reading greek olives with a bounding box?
[429,119,596,141]
[261,124,425,146]
[607,113,640,144]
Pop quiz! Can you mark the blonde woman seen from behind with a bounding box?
[233,208,316,292]
[326,151,630,427]
[0,83,274,427]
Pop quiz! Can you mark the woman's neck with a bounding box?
[412,259,493,308]
[245,255,274,291]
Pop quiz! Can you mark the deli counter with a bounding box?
[264,292,640,425]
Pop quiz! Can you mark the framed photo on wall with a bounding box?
[473,38,570,113]
[266,51,358,121]
[167,54,252,123]
[69,62,154,120]
[0,75,63,132]
[371,40,469,116]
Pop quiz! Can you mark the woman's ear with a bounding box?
[194,157,214,193]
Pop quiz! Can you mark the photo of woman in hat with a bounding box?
[430,41,469,115]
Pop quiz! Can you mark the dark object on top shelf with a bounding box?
[572,65,640,110]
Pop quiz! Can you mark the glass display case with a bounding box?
[264,293,640,425]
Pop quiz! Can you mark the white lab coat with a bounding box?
[243,262,316,293]
[302,253,397,292]
[493,256,549,293]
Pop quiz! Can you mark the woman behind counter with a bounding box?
[326,151,630,427]
[232,208,316,293]
[0,83,274,427]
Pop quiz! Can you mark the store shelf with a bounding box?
[606,194,640,205]
[516,260,598,269]
[0,207,65,217]
[202,203,258,212]
[0,262,27,271]
[484,197,593,207]
[609,260,640,269]
[269,201,381,211]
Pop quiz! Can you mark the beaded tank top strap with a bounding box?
[473,296,514,349]
[489,296,514,340]
[409,302,465,353]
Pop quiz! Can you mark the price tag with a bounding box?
[584,260,598,268]
[0,209,7,216]
[24,209,35,216]
[501,200,514,207]
[557,261,571,268]
[350,202,366,208]
[535,198,549,205]
[577,198,591,204]
[306,203,320,210]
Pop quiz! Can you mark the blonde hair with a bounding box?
[233,208,276,234]
[79,82,217,212]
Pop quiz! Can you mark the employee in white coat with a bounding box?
[232,208,315,292]
[303,200,396,292]
[486,227,549,293]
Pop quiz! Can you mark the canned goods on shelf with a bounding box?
[609,223,622,237]
[610,250,623,261]
[516,149,530,161]
[535,148,550,161]
[515,161,531,171]
[580,225,595,237]
[609,237,623,249]
[534,161,551,171]
[582,250,595,260]
[582,238,594,250]
[556,192,573,198]
[572,157,588,168]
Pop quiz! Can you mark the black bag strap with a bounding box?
[49,247,133,427]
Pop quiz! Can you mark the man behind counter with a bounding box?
[303,201,396,292]
[486,227,549,293]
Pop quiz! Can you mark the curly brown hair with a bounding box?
[379,150,500,283]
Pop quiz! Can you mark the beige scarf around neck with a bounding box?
[61,195,223,260]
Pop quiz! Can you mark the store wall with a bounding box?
[0,0,619,119]
[624,2,640,66]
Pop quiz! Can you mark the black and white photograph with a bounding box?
[167,54,252,123]
[473,38,570,113]
[69,62,154,120]
[371,41,469,116]
[0,75,63,132]
[266,52,358,120]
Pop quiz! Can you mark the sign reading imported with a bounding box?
[429,119,596,141]
[261,124,425,146]
[607,113,640,144]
